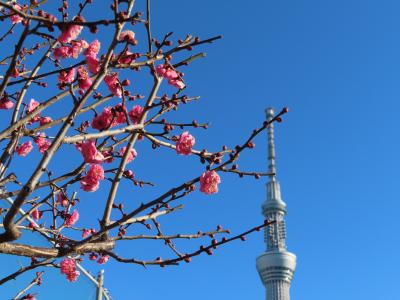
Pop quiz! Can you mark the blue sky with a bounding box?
[1,0,400,299]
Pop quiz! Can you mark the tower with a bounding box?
[256,108,296,300]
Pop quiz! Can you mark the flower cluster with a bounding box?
[34,133,51,153]
[85,40,101,74]
[58,16,85,43]
[80,164,105,192]
[156,64,185,89]
[60,258,80,282]
[58,68,76,85]
[26,99,53,127]
[54,40,88,60]
[92,103,142,131]
[16,141,33,157]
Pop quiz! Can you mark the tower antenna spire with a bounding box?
[265,108,277,181]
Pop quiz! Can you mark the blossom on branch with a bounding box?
[119,147,137,163]
[82,228,96,238]
[176,132,195,155]
[31,209,42,221]
[104,73,122,98]
[9,4,24,24]
[39,116,53,126]
[156,64,185,89]
[128,105,143,124]
[77,66,92,94]
[118,30,136,44]
[65,209,79,227]
[60,258,80,282]
[85,40,101,74]
[76,140,105,164]
[0,96,14,109]
[92,107,114,131]
[114,103,128,125]
[200,170,221,195]
[80,164,105,192]
[97,255,109,265]
[57,192,69,207]
[54,40,88,60]
[58,16,85,43]
[16,141,33,157]
[34,134,51,154]
[84,40,100,59]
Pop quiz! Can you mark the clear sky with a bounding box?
[1,0,400,299]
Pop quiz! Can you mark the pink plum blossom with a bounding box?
[9,4,23,24]
[58,16,85,43]
[39,116,53,126]
[156,64,167,76]
[97,255,109,265]
[80,164,105,192]
[58,68,76,84]
[89,253,98,260]
[118,30,135,43]
[60,258,80,282]
[156,64,185,89]
[0,97,14,109]
[117,50,135,64]
[65,209,79,227]
[114,103,128,124]
[76,140,104,163]
[128,105,143,124]
[77,66,92,94]
[165,68,178,79]
[92,107,114,131]
[69,40,88,58]
[200,170,221,195]
[104,73,122,98]
[84,40,101,73]
[54,46,71,59]
[31,209,42,221]
[124,169,134,178]
[16,141,33,156]
[34,134,51,153]
[54,40,88,59]
[82,228,96,238]
[84,40,100,59]
[119,147,137,163]
[28,99,40,112]
[169,79,185,89]
[86,56,100,74]
[176,132,195,155]
[27,99,41,124]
